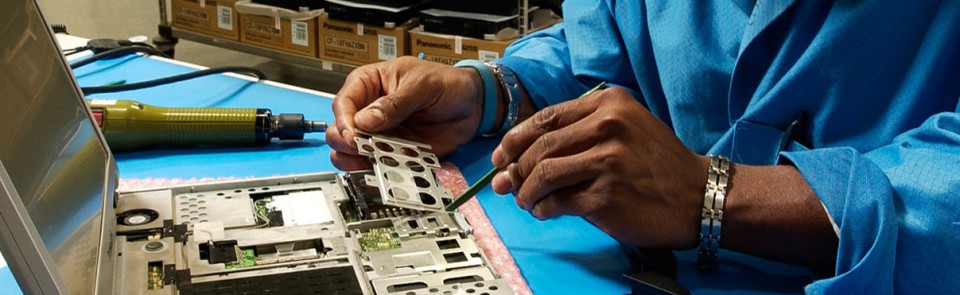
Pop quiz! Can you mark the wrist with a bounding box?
[453,59,499,137]
[484,62,523,137]
[454,66,486,131]
[698,155,732,271]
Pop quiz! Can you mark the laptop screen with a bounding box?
[0,0,116,294]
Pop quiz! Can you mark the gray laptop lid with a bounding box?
[0,0,118,294]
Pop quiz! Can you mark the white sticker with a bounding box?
[270,191,333,226]
[357,23,364,36]
[199,0,206,8]
[454,36,463,54]
[89,99,118,106]
[292,20,309,46]
[478,50,500,63]
[321,61,333,71]
[192,221,224,242]
[217,5,233,30]
[378,35,397,61]
[271,8,281,30]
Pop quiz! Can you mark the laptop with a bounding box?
[0,1,511,294]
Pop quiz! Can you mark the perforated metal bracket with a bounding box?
[354,132,453,212]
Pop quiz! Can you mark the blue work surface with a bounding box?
[73,54,814,294]
[1,251,25,295]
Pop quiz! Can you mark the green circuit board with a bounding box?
[224,246,257,269]
[359,227,401,252]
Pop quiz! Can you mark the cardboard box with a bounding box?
[171,0,239,40]
[409,28,514,65]
[318,17,415,66]
[238,13,318,57]
[409,8,563,65]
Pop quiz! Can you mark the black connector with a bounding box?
[87,38,142,54]
[65,38,159,56]
[51,23,68,34]
[86,39,124,53]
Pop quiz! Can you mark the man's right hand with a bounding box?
[326,57,484,170]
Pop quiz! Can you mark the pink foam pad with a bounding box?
[436,163,532,295]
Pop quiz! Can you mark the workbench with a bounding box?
[0,35,814,295]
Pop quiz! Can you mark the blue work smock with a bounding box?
[498,0,960,293]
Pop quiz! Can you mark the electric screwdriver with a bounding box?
[85,99,326,151]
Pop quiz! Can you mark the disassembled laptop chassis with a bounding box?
[112,133,511,294]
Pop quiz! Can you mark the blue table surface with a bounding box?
[0,53,815,294]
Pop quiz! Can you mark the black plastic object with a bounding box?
[427,0,526,16]
[620,244,691,295]
[176,266,363,295]
[420,10,516,39]
[116,209,160,226]
[162,219,189,242]
[154,24,179,57]
[267,211,285,227]
[252,0,325,10]
[324,0,427,26]
[50,23,68,34]
[203,240,240,264]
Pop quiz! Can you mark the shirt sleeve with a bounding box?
[496,0,642,109]
[781,109,960,293]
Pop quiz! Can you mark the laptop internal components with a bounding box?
[112,134,512,294]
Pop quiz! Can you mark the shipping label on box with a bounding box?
[318,17,414,66]
[409,28,513,65]
[172,0,239,40]
[239,14,317,57]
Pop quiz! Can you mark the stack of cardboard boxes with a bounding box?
[317,17,416,66]
[408,29,513,65]
[235,2,322,58]
[171,0,240,41]
[169,1,560,67]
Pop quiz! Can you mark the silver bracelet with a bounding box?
[698,155,730,271]
[483,62,522,137]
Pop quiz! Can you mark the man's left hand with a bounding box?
[490,87,709,249]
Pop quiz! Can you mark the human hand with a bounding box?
[327,57,484,170]
[490,87,709,248]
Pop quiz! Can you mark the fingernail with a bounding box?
[356,108,384,130]
[492,144,508,167]
[343,129,355,147]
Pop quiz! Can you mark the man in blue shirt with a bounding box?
[327,1,960,293]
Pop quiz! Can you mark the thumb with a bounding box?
[354,92,422,132]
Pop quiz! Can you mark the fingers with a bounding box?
[490,101,604,195]
[513,122,600,182]
[512,154,599,212]
[332,66,382,152]
[528,182,594,220]
[354,92,424,132]
[329,150,373,171]
[492,92,604,168]
[351,57,440,133]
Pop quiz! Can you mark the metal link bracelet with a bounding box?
[483,62,523,137]
[698,155,730,271]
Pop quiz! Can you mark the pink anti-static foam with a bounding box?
[436,163,532,295]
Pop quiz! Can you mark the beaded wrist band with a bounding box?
[698,155,730,271]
